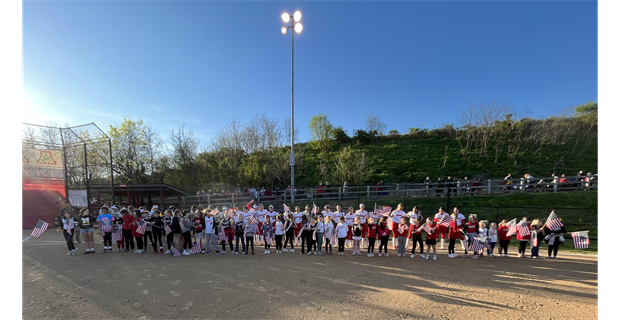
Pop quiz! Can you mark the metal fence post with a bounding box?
[339,187,341,201]
[457,181,461,197]
[520,178,525,192]
[495,207,499,223]
[207,194,211,206]
[403,184,407,208]
[487,180,492,195]
[367,185,370,199]
[554,177,558,192]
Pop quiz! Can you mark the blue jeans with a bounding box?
[531,245,540,257]
[235,236,246,253]
[488,242,496,255]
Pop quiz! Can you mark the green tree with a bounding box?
[332,126,349,143]
[309,114,335,151]
[333,146,369,185]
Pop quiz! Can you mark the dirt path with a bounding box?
[23,230,597,319]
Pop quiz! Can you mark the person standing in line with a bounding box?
[406,206,423,249]
[324,215,334,255]
[163,210,174,254]
[497,220,512,257]
[345,207,356,248]
[76,208,96,254]
[193,209,205,253]
[274,214,285,254]
[234,212,246,255]
[150,210,164,253]
[283,213,296,253]
[335,216,348,256]
[315,214,325,256]
[409,218,424,259]
[121,208,135,252]
[529,219,543,259]
[352,217,363,256]
[132,211,145,254]
[219,210,234,254]
[377,216,390,257]
[170,210,184,256]
[96,207,113,253]
[366,216,378,257]
[293,206,304,247]
[433,207,449,250]
[140,210,153,254]
[417,217,438,261]
[203,209,220,255]
[389,204,407,250]
[355,204,368,248]
[263,215,274,254]
[62,210,77,255]
[487,222,498,257]
[244,219,257,255]
[516,217,531,258]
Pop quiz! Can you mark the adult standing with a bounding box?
[389,204,406,250]
[355,204,368,248]
[433,207,449,249]
[453,207,466,250]
[406,206,423,248]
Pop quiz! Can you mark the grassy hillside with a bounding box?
[296,134,598,186]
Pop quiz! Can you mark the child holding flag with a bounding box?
[516,217,531,258]
[62,210,77,255]
[377,216,390,257]
[366,216,378,257]
[335,216,348,256]
[352,217,363,256]
[544,211,566,259]
[530,219,543,259]
[417,217,438,260]
[324,215,334,255]
[396,217,409,257]
[283,213,296,253]
[497,220,512,257]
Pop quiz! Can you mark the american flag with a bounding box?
[374,204,393,217]
[398,224,406,234]
[470,237,484,254]
[571,231,589,249]
[180,218,187,232]
[164,224,172,235]
[100,222,112,233]
[31,220,49,238]
[517,220,531,237]
[545,211,564,231]
[170,246,182,257]
[112,225,123,241]
[249,215,258,225]
[67,219,74,235]
[440,214,453,227]
[531,232,538,247]
[422,223,432,234]
[505,218,517,236]
[283,204,290,213]
[312,202,319,214]
[136,220,147,235]
[98,229,105,237]
[190,238,202,254]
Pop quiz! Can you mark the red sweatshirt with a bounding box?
[367,223,378,239]
[465,222,477,234]
[516,222,531,241]
[498,225,512,241]
[122,215,134,230]
[132,216,143,238]
[425,222,439,240]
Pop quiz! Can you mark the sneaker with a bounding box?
[165,250,171,254]
[160,249,164,253]
[283,249,288,253]
[265,250,268,254]
[67,251,73,256]
[314,252,317,256]
[371,253,374,257]
[472,255,478,259]
[385,253,389,257]
[182,250,191,256]
[242,252,247,255]
[201,250,206,254]
[546,256,553,259]
[425,255,429,260]
[433,256,437,261]
[117,249,121,252]
[221,251,226,254]
[129,249,134,252]
[411,254,415,258]
[367,253,371,257]
[397,253,401,257]
[420,254,426,259]
[216,251,220,255]
[235,252,239,255]
[378,253,382,257]
[300,251,304,255]
[319,252,324,256]
[153,250,158,253]
[307,252,311,256]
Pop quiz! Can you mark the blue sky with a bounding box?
[22,0,598,148]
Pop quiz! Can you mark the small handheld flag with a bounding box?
[545,211,564,231]
[505,218,517,236]
[440,215,452,227]
[136,220,147,235]
[283,204,290,213]
[190,238,202,254]
[517,220,531,237]
[312,202,319,214]
[164,224,172,235]
[470,237,484,254]
[422,224,432,234]
[112,225,123,241]
[170,246,182,257]
[398,224,406,234]
[571,231,589,249]
[67,219,74,235]
[31,220,49,238]
[100,223,112,233]
[375,204,392,217]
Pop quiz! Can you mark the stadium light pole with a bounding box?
[281,10,303,204]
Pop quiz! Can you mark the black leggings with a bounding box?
[326,238,332,252]
[123,230,134,250]
[367,237,375,253]
[301,231,310,253]
[518,240,528,254]
[183,232,192,250]
[448,238,456,254]
[103,232,112,247]
[284,230,295,249]
[499,239,510,254]
[136,237,143,250]
[166,233,174,250]
[275,234,283,250]
[338,238,346,253]
[379,235,389,253]
[246,237,255,253]
[306,233,315,253]
[412,235,424,254]
[152,231,163,250]
[548,237,561,257]
[144,231,154,247]
[63,230,76,251]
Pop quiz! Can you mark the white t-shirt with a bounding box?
[317,221,324,233]
[456,213,466,226]
[257,209,267,222]
[275,221,284,235]
[408,211,422,221]
[391,210,406,223]
[324,222,334,235]
[294,212,303,224]
[355,210,368,223]
[334,212,344,222]
[336,223,348,238]
[323,211,333,221]
[489,228,498,242]
[345,214,356,226]
[434,212,447,222]
[242,211,253,224]
[267,211,278,222]
[478,227,488,237]
[204,216,215,233]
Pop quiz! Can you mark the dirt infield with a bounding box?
[23,230,597,320]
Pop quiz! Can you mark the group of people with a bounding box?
[60,201,567,261]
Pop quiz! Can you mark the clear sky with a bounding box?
[22,0,598,148]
